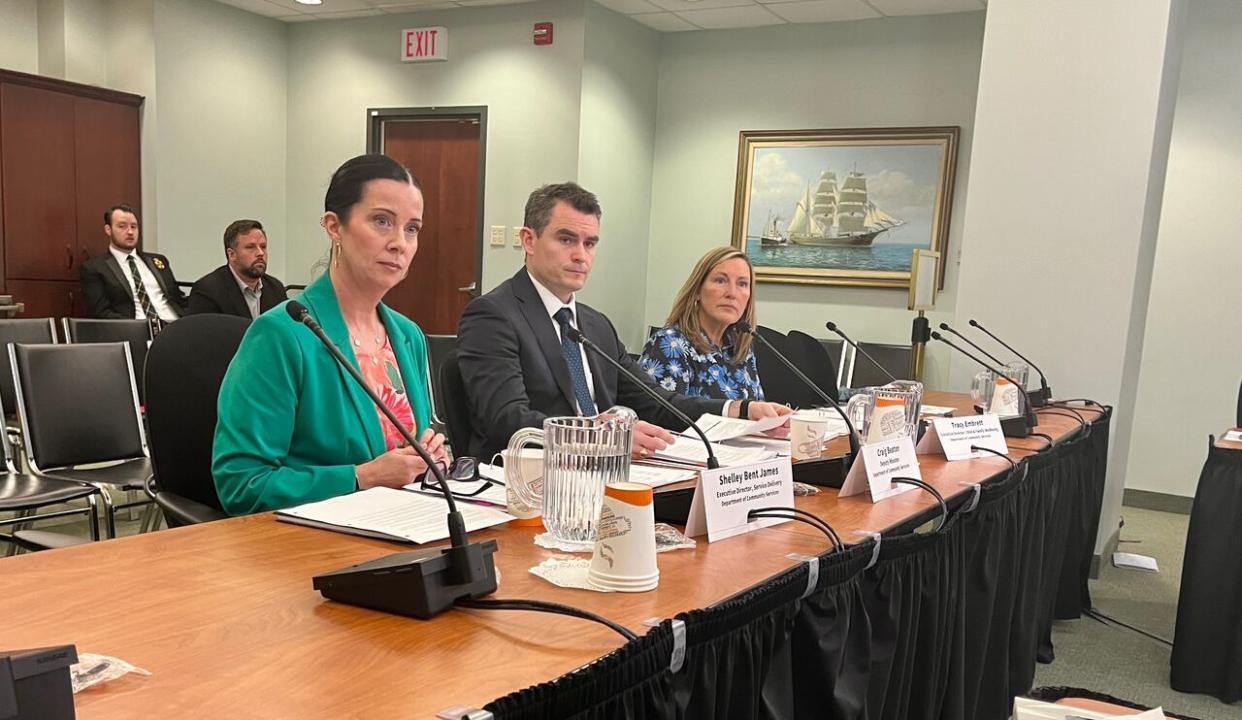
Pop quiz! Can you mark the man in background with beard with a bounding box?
[188,219,288,319]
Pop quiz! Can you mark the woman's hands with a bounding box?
[355,428,449,489]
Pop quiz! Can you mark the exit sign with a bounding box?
[402,27,447,63]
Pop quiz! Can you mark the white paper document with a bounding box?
[1223,429,1242,442]
[722,435,792,457]
[1012,696,1164,719]
[693,413,790,442]
[1112,552,1159,572]
[276,486,513,544]
[920,404,956,417]
[653,435,776,467]
[627,463,699,488]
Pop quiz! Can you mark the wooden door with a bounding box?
[8,279,77,320]
[381,118,482,335]
[74,96,141,265]
[1,83,78,281]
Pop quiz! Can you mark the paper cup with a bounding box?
[790,412,830,461]
[501,448,545,526]
[588,481,659,592]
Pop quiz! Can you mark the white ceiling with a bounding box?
[215,0,986,30]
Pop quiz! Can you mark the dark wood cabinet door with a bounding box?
[0,83,78,281]
[8,279,77,320]
[74,96,141,263]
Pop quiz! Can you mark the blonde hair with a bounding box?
[664,247,756,365]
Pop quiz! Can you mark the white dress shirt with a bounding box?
[527,270,597,413]
[230,267,264,319]
[109,245,180,322]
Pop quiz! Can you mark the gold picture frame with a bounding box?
[731,126,959,289]
[908,249,941,312]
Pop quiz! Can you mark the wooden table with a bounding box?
[1215,427,1242,449]
[0,393,1103,718]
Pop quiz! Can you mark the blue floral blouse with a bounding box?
[638,325,764,401]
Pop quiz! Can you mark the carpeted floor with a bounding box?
[1032,506,1238,720]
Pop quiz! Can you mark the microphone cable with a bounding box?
[889,476,948,532]
[457,597,638,642]
[747,506,843,550]
[1052,398,1108,410]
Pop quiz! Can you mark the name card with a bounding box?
[402,27,448,62]
[917,414,1008,461]
[840,435,921,502]
[685,458,794,543]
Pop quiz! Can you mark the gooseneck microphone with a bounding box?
[938,323,1003,366]
[968,319,1051,405]
[824,321,899,384]
[931,331,1038,430]
[737,322,860,458]
[559,321,720,470]
[288,301,498,618]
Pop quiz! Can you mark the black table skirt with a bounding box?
[485,408,1112,720]
[1170,440,1242,703]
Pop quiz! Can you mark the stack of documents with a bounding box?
[276,487,513,544]
[650,434,776,467]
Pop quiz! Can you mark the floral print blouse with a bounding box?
[356,340,415,451]
[638,324,764,401]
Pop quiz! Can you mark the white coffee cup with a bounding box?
[587,481,659,592]
[790,411,830,461]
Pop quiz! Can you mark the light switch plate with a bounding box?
[512,226,523,248]
[489,225,506,247]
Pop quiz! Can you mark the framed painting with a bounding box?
[731,126,959,288]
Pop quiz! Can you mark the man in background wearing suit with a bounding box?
[188,219,287,319]
[457,182,791,461]
[80,204,189,321]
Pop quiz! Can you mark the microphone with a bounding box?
[558,320,720,470]
[938,323,1003,366]
[931,331,1038,431]
[287,301,498,619]
[737,322,859,458]
[824,321,899,384]
[967,319,1051,406]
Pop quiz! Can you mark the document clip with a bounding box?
[436,706,494,720]
[853,531,882,570]
[669,619,687,674]
[785,553,819,599]
[642,617,663,628]
[959,482,982,514]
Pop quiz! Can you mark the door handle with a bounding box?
[66,245,74,269]
[457,281,478,295]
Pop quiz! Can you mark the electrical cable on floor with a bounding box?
[1084,607,1173,647]
[457,597,638,642]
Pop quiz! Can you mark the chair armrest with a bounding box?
[153,491,229,526]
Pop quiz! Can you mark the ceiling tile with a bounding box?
[264,0,376,12]
[630,12,699,31]
[593,0,664,15]
[312,8,387,17]
[764,0,878,22]
[376,0,460,7]
[281,13,319,20]
[648,0,751,13]
[675,4,784,29]
[455,0,537,6]
[214,0,300,17]
[865,0,984,15]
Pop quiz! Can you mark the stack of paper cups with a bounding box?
[587,481,659,592]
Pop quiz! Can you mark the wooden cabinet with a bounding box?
[0,70,142,317]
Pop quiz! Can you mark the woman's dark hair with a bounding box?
[324,154,423,223]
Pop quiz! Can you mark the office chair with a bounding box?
[10,342,155,538]
[786,330,840,403]
[849,342,913,388]
[438,349,475,456]
[0,319,57,423]
[62,318,152,402]
[144,314,247,527]
[753,326,822,408]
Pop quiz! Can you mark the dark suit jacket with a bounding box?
[80,250,189,319]
[456,268,725,459]
[187,265,288,319]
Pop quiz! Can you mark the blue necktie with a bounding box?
[554,307,597,416]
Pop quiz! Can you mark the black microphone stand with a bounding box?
[931,331,1037,438]
[968,319,1051,406]
[824,321,900,384]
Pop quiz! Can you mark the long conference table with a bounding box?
[0,392,1110,719]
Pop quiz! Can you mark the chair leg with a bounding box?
[139,503,159,533]
[97,486,117,539]
[86,494,101,541]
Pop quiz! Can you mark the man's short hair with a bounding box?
[223,219,265,250]
[104,204,137,226]
[523,183,601,235]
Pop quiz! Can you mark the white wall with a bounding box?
[576,3,660,347]
[952,0,1184,553]
[645,13,985,384]
[284,0,586,288]
[150,0,288,283]
[0,0,39,73]
[36,0,66,78]
[1126,0,1242,498]
[64,0,110,86]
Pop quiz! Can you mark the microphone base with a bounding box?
[1000,414,1032,438]
[1028,387,1052,407]
[791,453,851,489]
[313,540,499,620]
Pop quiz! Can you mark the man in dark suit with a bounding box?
[80,204,189,321]
[457,182,791,461]
[188,219,287,319]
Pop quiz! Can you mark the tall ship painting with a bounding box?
[782,169,904,247]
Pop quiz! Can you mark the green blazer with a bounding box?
[212,273,433,515]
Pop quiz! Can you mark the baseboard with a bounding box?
[1122,488,1193,515]
[1089,521,1121,580]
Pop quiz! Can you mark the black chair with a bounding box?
[144,315,247,527]
[786,330,840,403]
[62,318,153,402]
[0,319,57,423]
[0,385,101,552]
[752,326,823,408]
[425,334,456,425]
[10,342,154,538]
[850,341,913,388]
[817,338,845,387]
[439,349,474,456]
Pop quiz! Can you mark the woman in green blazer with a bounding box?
[213,155,448,515]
